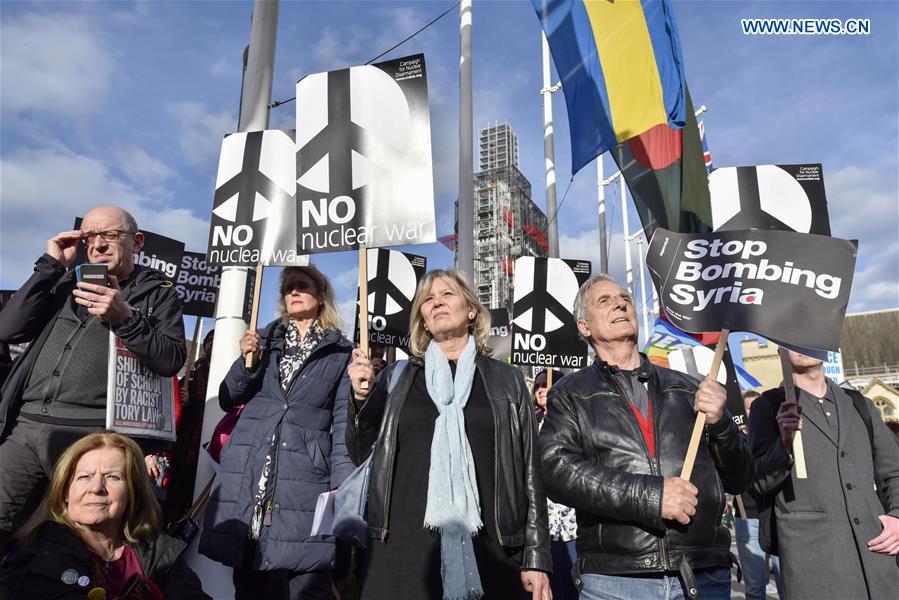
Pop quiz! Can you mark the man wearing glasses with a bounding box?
[0,205,186,555]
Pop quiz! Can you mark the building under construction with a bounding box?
[473,121,548,309]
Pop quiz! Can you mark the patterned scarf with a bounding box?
[278,319,324,390]
[423,336,483,600]
[249,319,324,539]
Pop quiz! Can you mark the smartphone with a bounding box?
[75,263,108,287]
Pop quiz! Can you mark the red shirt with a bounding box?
[91,545,162,600]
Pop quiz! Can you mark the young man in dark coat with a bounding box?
[751,350,899,599]
[0,205,186,555]
[539,275,751,600]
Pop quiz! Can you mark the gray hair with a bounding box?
[121,209,139,233]
[573,273,618,343]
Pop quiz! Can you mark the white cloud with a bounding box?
[168,102,236,168]
[1,12,116,119]
[113,144,176,188]
[337,297,360,338]
[313,25,366,72]
[0,146,209,288]
[825,165,899,312]
[334,266,360,292]
[210,57,230,77]
[109,1,151,24]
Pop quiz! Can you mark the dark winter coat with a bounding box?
[0,254,187,439]
[751,382,899,599]
[2,520,209,599]
[199,320,354,573]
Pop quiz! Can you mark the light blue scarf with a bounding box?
[423,335,484,600]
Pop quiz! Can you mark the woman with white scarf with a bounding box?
[347,269,552,600]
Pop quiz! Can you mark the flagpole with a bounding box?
[187,2,278,595]
[597,156,608,273]
[620,175,633,299]
[635,234,650,346]
[456,0,474,280]
[541,32,559,258]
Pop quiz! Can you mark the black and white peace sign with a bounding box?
[512,257,579,334]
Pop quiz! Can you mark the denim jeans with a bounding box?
[735,518,783,600]
[550,539,579,599]
[580,567,731,600]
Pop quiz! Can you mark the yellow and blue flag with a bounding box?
[532,0,688,174]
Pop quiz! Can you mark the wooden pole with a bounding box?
[182,319,203,398]
[244,263,264,369]
[546,369,553,389]
[735,495,748,520]
[680,329,729,481]
[358,246,369,389]
[188,474,217,521]
[778,348,808,479]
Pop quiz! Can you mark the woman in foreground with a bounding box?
[346,269,552,600]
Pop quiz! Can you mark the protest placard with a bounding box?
[511,257,591,369]
[176,251,220,318]
[294,54,435,254]
[487,308,512,361]
[710,163,830,235]
[353,248,426,351]
[206,129,309,267]
[106,334,177,441]
[646,228,857,352]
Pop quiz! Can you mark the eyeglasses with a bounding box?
[80,230,136,245]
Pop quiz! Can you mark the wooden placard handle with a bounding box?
[778,347,808,479]
[680,328,730,481]
[546,368,553,389]
[182,319,203,397]
[244,263,264,369]
[735,494,747,520]
[358,246,369,390]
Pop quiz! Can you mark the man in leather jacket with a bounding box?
[539,275,751,600]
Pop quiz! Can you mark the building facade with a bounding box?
[473,122,548,309]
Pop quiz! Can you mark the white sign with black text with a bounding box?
[295,54,435,253]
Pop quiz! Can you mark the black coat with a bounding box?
[2,521,209,599]
[0,254,187,440]
[346,355,552,573]
[539,356,751,576]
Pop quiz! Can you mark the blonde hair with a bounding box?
[277,265,343,332]
[409,269,491,358]
[16,432,161,544]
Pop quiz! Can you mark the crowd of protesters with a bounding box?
[0,205,897,599]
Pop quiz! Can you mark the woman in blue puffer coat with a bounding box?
[199,265,354,599]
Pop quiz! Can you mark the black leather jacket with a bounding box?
[346,355,552,573]
[539,355,751,576]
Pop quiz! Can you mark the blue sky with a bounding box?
[2,0,897,365]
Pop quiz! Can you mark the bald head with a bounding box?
[80,205,143,279]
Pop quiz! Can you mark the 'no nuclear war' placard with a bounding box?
[511,257,591,369]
